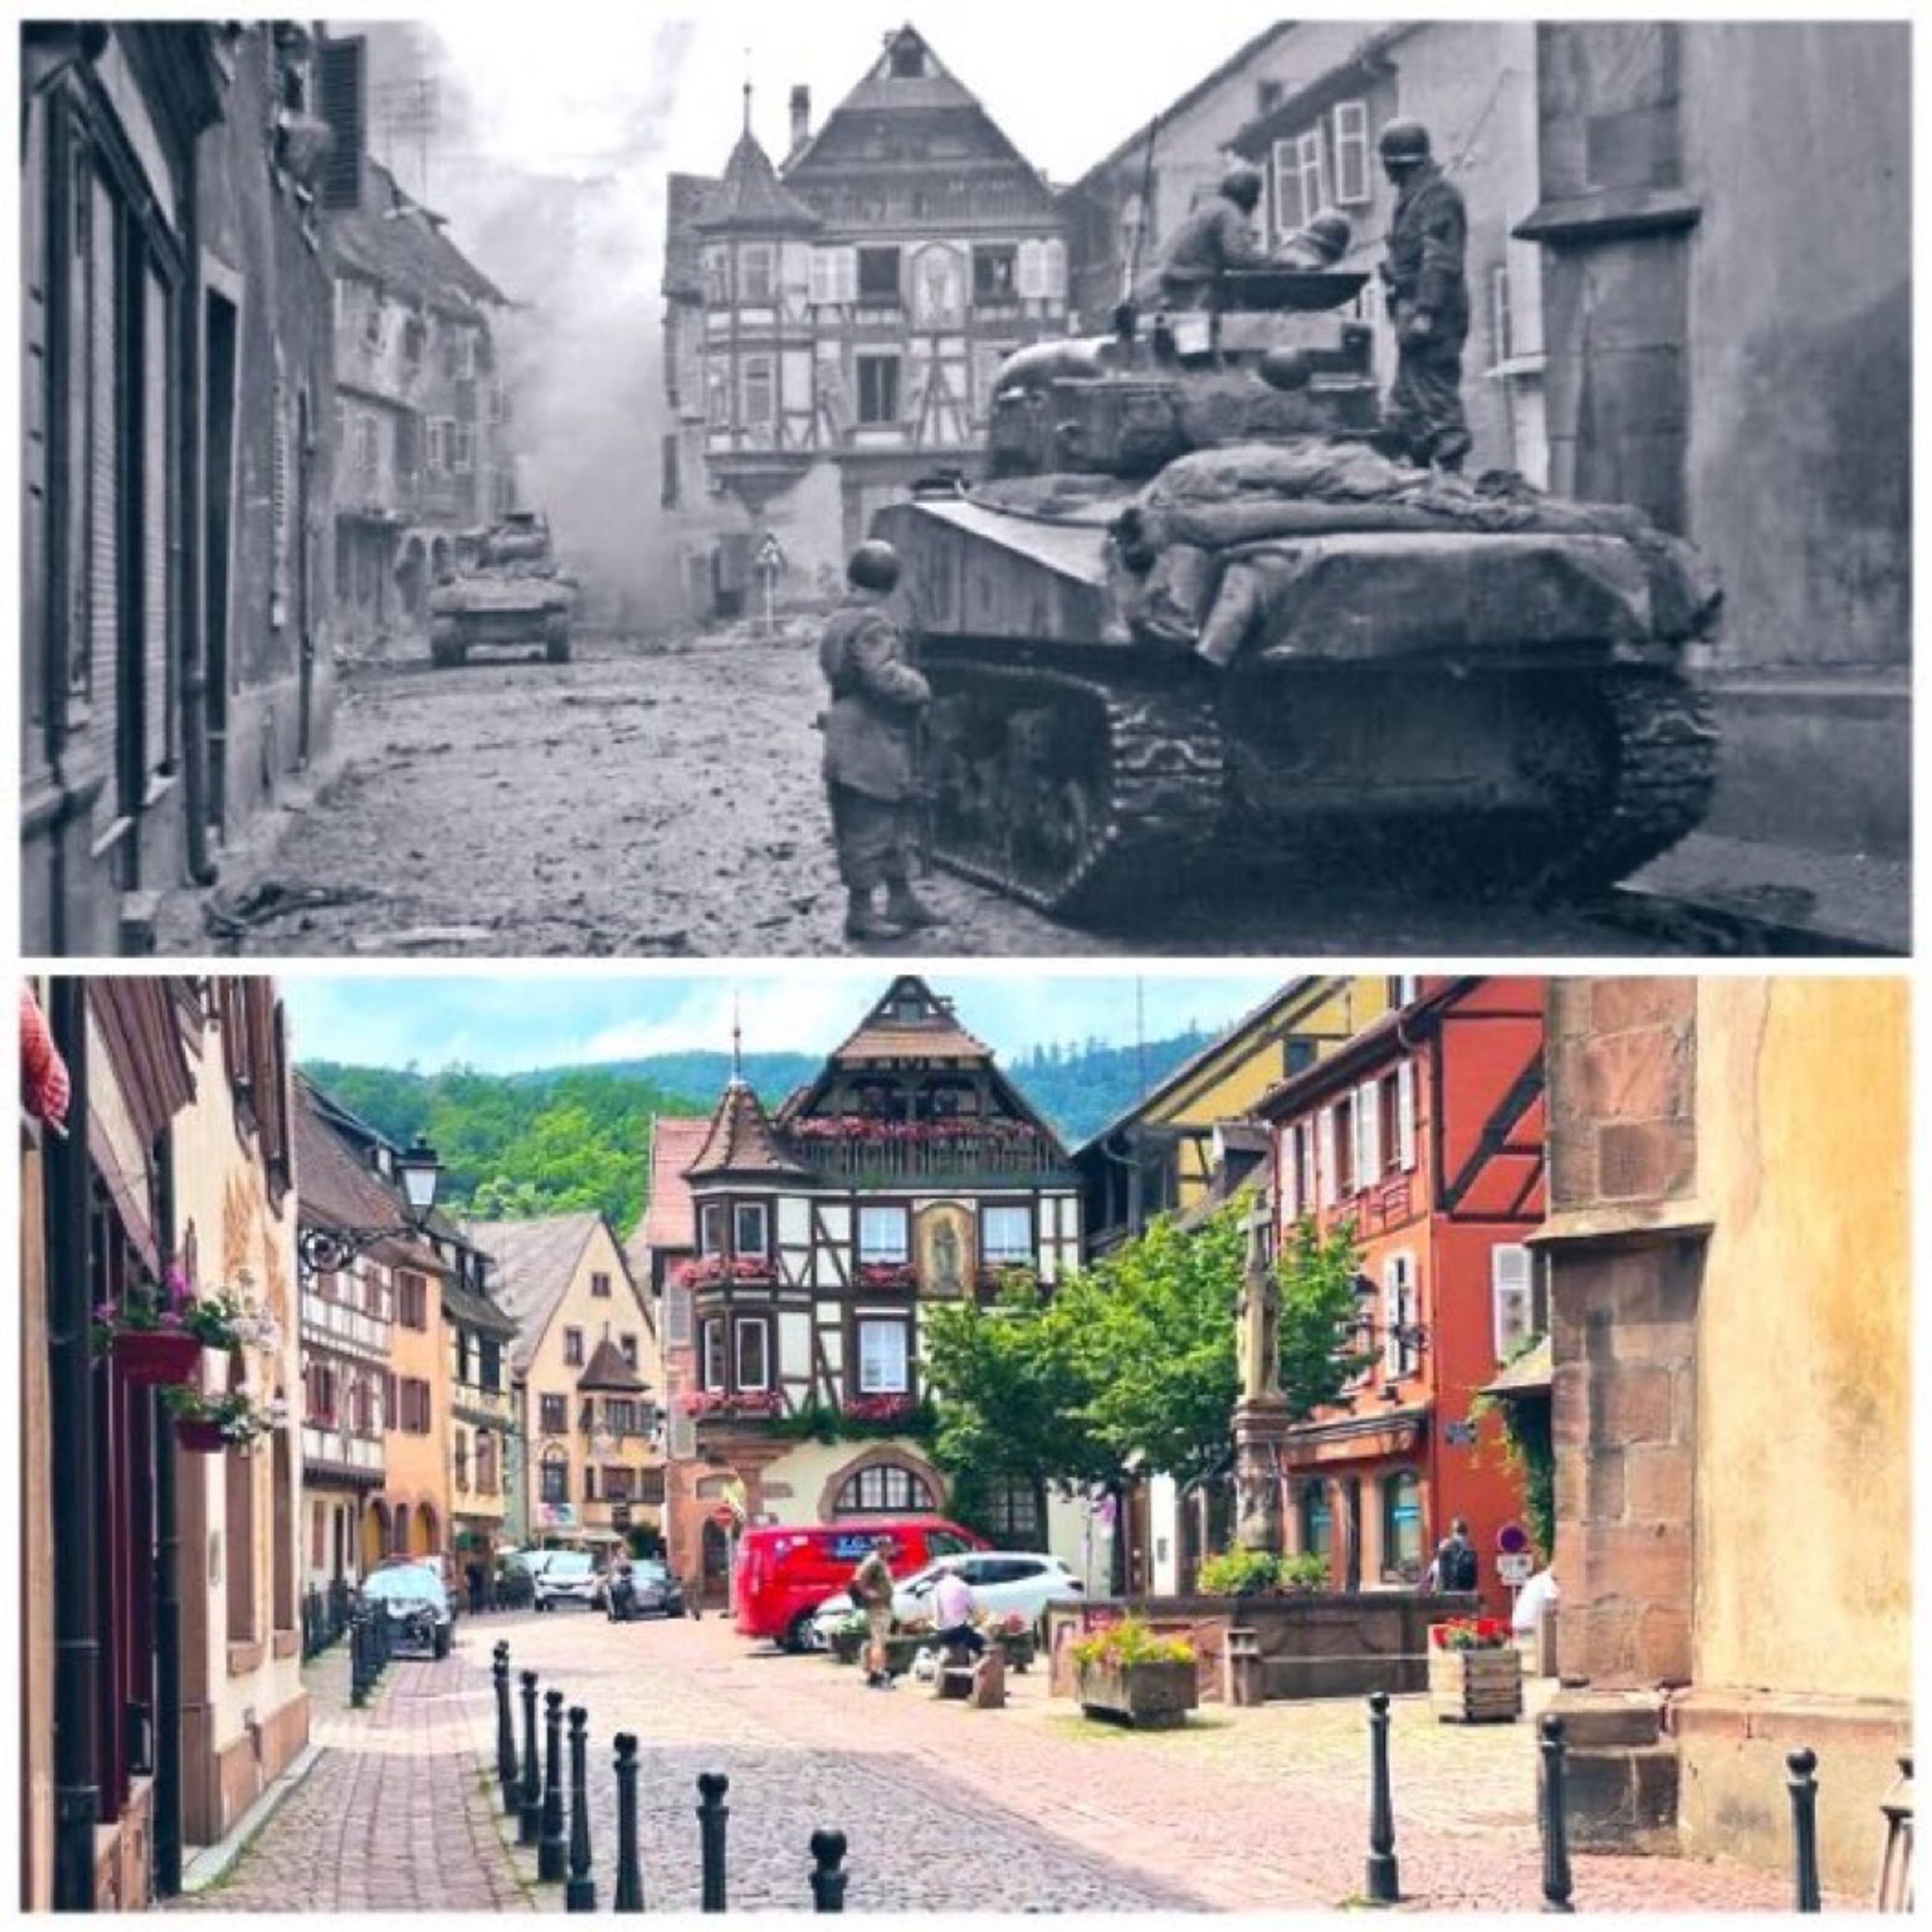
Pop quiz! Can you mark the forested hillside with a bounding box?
[302,1025,1218,1236]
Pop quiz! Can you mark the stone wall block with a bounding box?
[1576,1028,1692,1122]
[1588,979,1696,1035]
[1591,1522,1692,1611]
[1623,1444,1693,1522]
[1598,1121,1696,1200]
[1602,1366,1674,1445]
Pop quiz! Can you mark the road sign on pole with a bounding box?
[1497,1551,1535,1585]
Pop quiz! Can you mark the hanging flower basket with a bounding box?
[176,1418,231,1454]
[113,1328,205,1387]
[162,1384,289,1455]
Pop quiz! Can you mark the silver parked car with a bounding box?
[363,1559,455,1659]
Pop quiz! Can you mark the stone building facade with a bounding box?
[1538,978,1910,1890]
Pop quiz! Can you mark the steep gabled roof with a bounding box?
[687,1080,810,1181]
[330,157,507,317]
[578,1332,648,1394]
[694,124,820,235]
[830,975,993,1066]
[663,171,721,297]
[462,1212,602,1372]
[640,1116,711,1251]
[294,1076,445,1275]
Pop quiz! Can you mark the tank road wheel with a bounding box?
[544,616,572,665]
[430,629,467,668]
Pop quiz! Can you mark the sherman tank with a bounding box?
[870,270,1719,921]
[428,510,577,668]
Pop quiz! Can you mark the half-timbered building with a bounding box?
[1255,977,1543,1614]
[661,25,1071,605]
[652,977,1082,1605]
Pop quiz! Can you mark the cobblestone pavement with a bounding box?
[156,630,1687,960]
[478,1609,1861,1915]
[171,1642,531,1914]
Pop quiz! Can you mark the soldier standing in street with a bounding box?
[1377,120,1472,470]
[818,539,939,944]
[1151,162,1269,307]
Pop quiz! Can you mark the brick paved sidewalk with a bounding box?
[172,1641,532,1913]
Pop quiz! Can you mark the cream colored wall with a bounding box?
[523,1222,662,1537]
[167,1010,306,1762]
[1688,979,1910,1699]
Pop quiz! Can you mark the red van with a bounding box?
[734,1517,986,1651]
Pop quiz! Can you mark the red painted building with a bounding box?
[1255,978,1546,1616]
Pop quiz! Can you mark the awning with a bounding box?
[1481,1336,1553,1399]
[1285,1406,1430,1467]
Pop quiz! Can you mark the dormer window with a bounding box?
[889,34,925,79]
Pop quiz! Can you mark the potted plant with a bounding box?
[162,1386,289,1455]
[828,1610,868,1666]
[92,1268,278,1386]
[981,1608,1036,1672]
[1070,1617,1199,1729]
[1427,1616,1522,1722]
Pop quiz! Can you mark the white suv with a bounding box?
[531,1550,600,1612]
[810,1550,1082,1647]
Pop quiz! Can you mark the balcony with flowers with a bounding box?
[781,1113,1068,1184]
[675,1254,779,1291]
[676,1387,783,1421]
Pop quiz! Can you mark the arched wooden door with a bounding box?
[701,1520,730,1609]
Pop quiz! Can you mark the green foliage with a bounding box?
[1280,1551,1331,1594]
[1469,1334,1554,1563]
[765,1397,939,1445]
[1275,1214,1378,1418]
[1070,1616,1196,1670]
[1196,1548,1282,1596]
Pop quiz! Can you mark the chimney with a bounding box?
[789,85,810,152]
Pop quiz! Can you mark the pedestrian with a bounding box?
[1424,1516,1481,1594]
[1149,163,1269,308]
[1512,1564,1559,1638]
[849,1535,900,1690]
[930,1560,987,1660]
[466,1557,486,1617]
[817,539,938,943]
[1375,120,1471,471]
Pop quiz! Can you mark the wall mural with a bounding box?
[916,1202,974,1296]
[910,242,966,329]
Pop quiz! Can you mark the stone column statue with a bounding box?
[1236,1208,1282,1403]
[1233,1201,1287,1553]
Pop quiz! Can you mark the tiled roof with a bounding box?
[577,1335,648,1394]
[462,1212,601,1373]
[641,1116,711,1251]
[293,1077,445,1274]
[663,171,720,297]
[687,1081,810,1180]
[830,975,992,1065]
[694,129,820,235]
[330,158,507,317]
[440,1272,518,1341]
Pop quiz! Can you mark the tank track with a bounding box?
[1535,666,1719,897]
[924,658,1227,921]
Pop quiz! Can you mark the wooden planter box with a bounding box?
[829,1631,865,1666]
[996,1634,1037,1675]
[1428,1643,1522,1722]
[1077,1661,1198,1730]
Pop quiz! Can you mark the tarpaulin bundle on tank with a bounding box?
[1109,440,1724,663]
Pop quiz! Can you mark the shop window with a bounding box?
[1381,1470,1424,1579]
[1299,1480,1333,1560]
[838,1463,934,1513]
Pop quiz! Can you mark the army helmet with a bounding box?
[1220,161,1264,213]
[847,537,902,594]
[1300,209,1353,260]
[1378,118,1433,166]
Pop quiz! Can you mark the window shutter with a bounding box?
[1271,137,1300,238]
[1381,1258,1404,1378]
[1397,1061,1417,1172]
[1332,99,1371,206]
[1016,239,1046,299]
[1319,1107,1338,1208]
[836,247,858,303]
[317,36,366,211]
[142,267,170,776]
[1492,1243,1534,1361]
[1042,237,1066,299]
[810,247,833,304]
[1280,1126,1300,1223]
[1356,1080,1381,1184]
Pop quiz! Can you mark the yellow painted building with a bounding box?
[378,1253,453,1564]
[469,1214,663,1552]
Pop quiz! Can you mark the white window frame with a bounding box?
[1270,136,1301,240]
[1355,1080,1382,1187]
[1397,1060,1418,1173]
[699,1201,725,1256]
[980,1204,1032,1266]
[739,243,775,303]
[700,1319,726,1390]
[856,1319,910,1395]
[741,355,775,427]
[1318,1106,1339,1208]
[858,1207,910,1264]
[1332,99,1372,206]
[1295,128,1329,229]
[1492,1243,1536,1362]
[733,1201,769,1258]
[734,1316,770,1390]
[1382,1252,1416,1379]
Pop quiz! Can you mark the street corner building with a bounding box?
[20,979,309,1910]
[641,977,1086,1613]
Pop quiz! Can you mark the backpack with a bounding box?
[1448,1540,1479,1593]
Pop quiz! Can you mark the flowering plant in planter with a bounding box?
[1430,1616,1513,1651]
[676,1255,778,1289]
[841,1392,919,1425]
[675,1388,782,1418]
[160,1385,290,1451]
[1070,1616,1196,1671]
[92,1267,277,1383]
[975,1609,1031,1637]
[855,1263,917,1291]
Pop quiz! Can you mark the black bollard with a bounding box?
[810,1830,849,1913]
[1787,1747,1822,1913]
[697,1771,730,1913]
[539,1690,568,1881]
[566,1706,595,1913]
[1365,1691,1401,1904]
[613,1733,644,1914]
[1538,1715,1576,1913]
[519,1671,543,1847]
[494,1644,518,1812]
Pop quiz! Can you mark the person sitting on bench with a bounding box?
[930,1562,986,1660]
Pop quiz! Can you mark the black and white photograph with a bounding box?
[18,13,1912,957]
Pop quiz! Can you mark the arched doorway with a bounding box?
[700,1520,731,1609]
[364,1500,390,1572]
[415,1503,440,1558]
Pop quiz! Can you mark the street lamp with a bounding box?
[297,1133,443,1283]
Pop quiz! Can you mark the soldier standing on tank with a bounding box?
[1377,120,1472,471]
[1151,162,1269,307]
[818,539,939,944]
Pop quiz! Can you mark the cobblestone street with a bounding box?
[190,1611,1863,1913]
[156,631,1704,960]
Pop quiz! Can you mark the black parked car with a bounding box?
[363,1559,455,1659]
[609,1559,685,1622]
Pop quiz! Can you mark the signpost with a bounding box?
[1497,1551,1535,1586]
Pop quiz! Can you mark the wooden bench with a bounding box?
[930,1643,1006,1708]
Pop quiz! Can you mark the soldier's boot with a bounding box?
[844,891,906,944]
[883,881,939,931]
[1431,429,1472,475]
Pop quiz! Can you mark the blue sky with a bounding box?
[280,971,1289,1073]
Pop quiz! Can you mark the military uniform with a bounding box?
[1380,161,1471,467]
[1152,194,1267,307]
[819,594,930,902]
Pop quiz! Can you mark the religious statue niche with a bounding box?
[910,242,966,329]
[916,1202,975,1297]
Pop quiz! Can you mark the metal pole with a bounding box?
[47,978,99,1911]
[1539,1714,1575,1913]
[613,1733,644,1913]
[519,1671,543,1846]
[566,1706,595,1911]
[540,1690,568,1880]
[1365,1690,1401,1904]
[152,1137,184,1898]
[350,1608,367,1705]
[494,1642,518,1811]
[1787,1747,1822,1913]
[810,1829,849,1912]
[697,1771,730,1912]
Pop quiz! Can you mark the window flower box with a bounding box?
[1428,1619,1522,1722]
[111,1329,206,1388]
[841,1393,918,1426]
[677,1256,778,1290]
[855,1263,917,1292]
[676,1388,782,1419]
[163,1386,289,1455]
